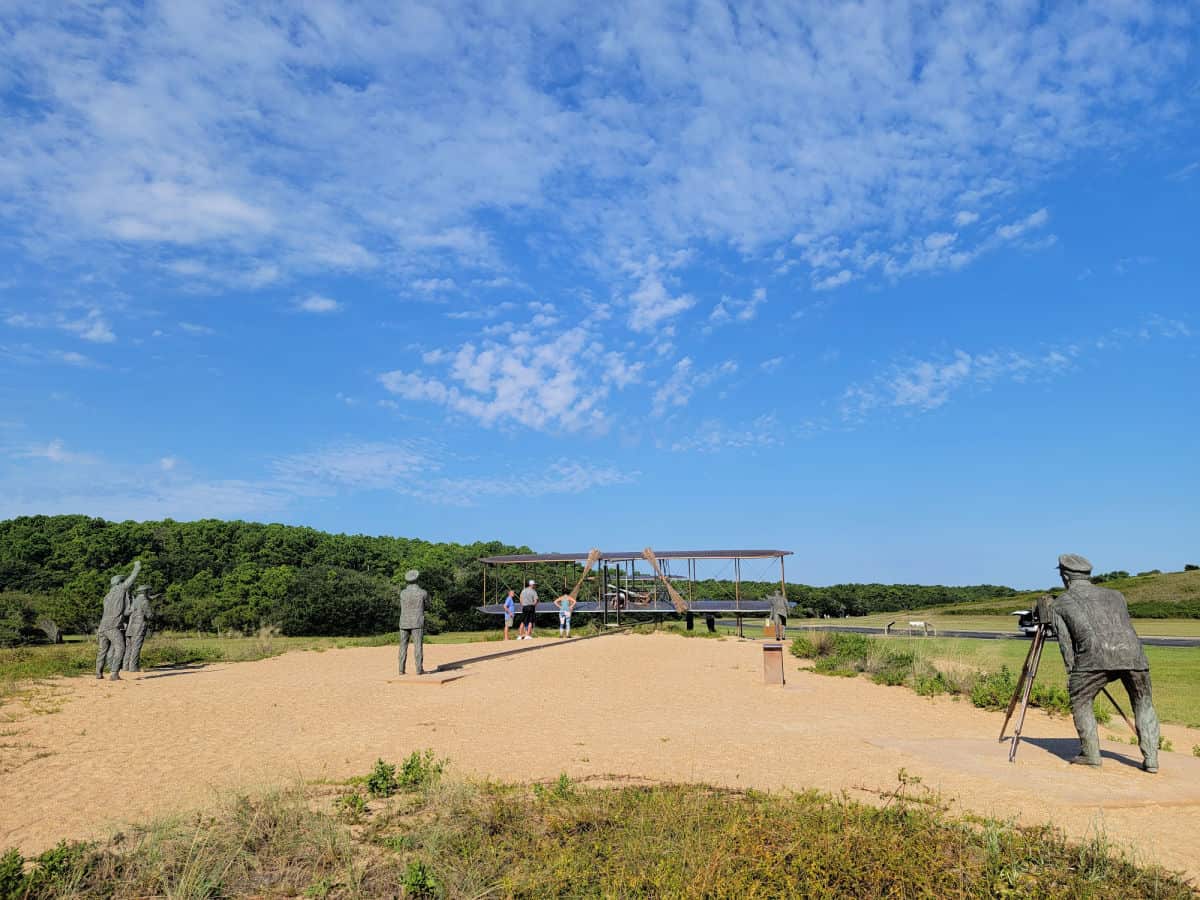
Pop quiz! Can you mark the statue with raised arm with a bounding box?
[1037,554,1161,772]
[97,560,140,681]
[122,585,156,672]
[398,569,428,675]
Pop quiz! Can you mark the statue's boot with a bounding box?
[109,673,121,681]
[1069,754,1101,767]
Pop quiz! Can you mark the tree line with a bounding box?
[0,515,1019,645]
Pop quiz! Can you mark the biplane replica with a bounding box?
[478,548,792,634]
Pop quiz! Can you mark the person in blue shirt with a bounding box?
[502,589,517,640]
[555,593,576,638]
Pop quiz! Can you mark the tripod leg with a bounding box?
[999,626,1042,741]
[1100,687,1138,737]
[1008,630,1046,763]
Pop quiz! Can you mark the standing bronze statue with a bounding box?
[1038,554,1160,772]
[97,560,140,681]
[122,585,155,673]
[767,590,790,640]
[398,569,428,675]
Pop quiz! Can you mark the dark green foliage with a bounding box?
[913,670,952,696]
[0,848,23,900]
[784,581,1018,617]
[398,750,445,790]
[969,666,1018,710]
[401,860,438,898]
[1185,564,1198,572]
[0,515,522,636]
[0,593,41,647]
[366,759,398,798]
[1127,600,1200,619]
[1093,570,1131,583]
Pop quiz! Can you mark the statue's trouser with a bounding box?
[1068,669,1159,767]
[96,628,125,678]
[399,628,424,674]
[124,627,146,672]
[771,614,787,640]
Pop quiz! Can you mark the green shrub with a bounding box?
[969,667,1017,710]
[366,759,398,798]
[401,860,438,898]
[399,750,445,790]
[913,670,951,696]
[338,790,368,820]
[0,848,24,899]
[1184,564,1198,572]
[1192,744,1199,758]
[1029,682,1071,716]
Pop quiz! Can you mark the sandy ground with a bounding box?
[3,632,1199,881]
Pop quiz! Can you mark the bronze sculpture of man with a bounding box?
[1037,554,1160,772]
[398,569,428,675]
[97,559,140,681]
[122,585,155,672]
[767,590,790,640]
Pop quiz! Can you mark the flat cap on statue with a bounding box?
[405,569,420,582]
[1057,553,1092,574]
[135,585,150,593]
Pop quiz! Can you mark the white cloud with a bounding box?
[412,278,457,294]
[651,357,737,417]
[0,3,1189,306]
[20,438,96,464]
[669,414,783,453]
[760,356,784,373]
[273,441,435,490]
[380,325,606,433]
[995,208,1049,241]
[61,309,116,343]
[295,294,342,314]
[626,264,695,333]
[159,456,178,471]
[813,269,855,291]
[710,288,766,326]
[953,211,980,227]
[841,316,1192,420]
[51,350,97,367]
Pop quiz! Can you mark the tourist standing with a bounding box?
[502,589,517,640]
[519,579,538,639]
[556,593,576,638]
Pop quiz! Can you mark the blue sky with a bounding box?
[1,2,1197,588]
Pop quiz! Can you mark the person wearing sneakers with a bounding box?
[519,579,538,639]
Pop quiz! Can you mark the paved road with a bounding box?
[714,620,1200,648]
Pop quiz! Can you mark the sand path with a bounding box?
[2,632,1199,880]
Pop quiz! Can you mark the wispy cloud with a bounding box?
[294,294,342,314]
[841,316,1192,420]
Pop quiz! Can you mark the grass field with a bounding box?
[791,633,1200,729]
[791,612,1200,637]
[2,764,1193,899]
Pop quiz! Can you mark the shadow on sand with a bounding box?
[435,628,624,672]
[1021,737,1145,770]
[141,663,221,680]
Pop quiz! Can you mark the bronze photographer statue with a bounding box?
[1037,554,1160,772]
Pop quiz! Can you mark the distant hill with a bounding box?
[938,569,1200,619]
